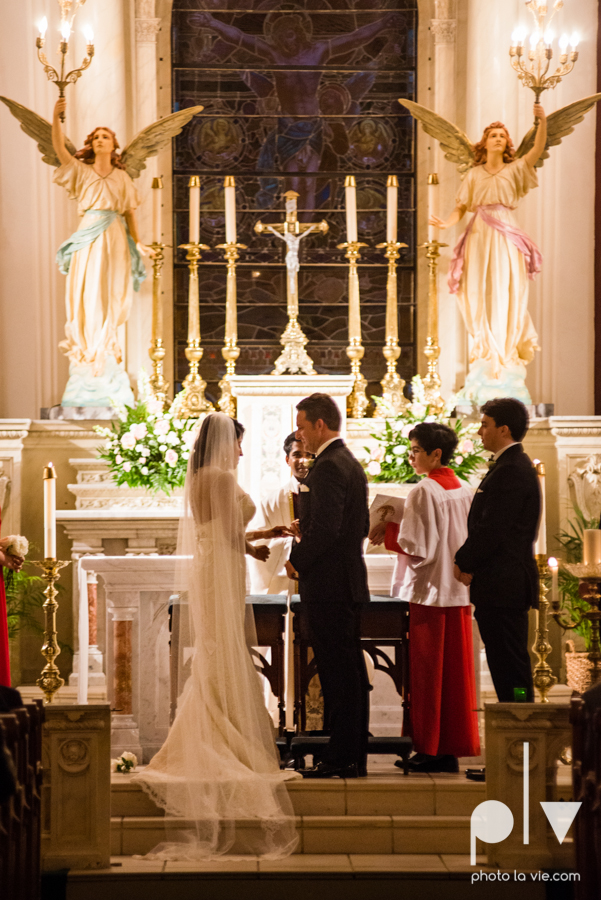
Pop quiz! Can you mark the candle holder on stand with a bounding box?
[36,6,94,120]
[531,554,558,703]
[177,241,213,418]
[33,558,71,704]
[214,241,247,417]
[338,240,369,419]
[551,563,601,690]
[421,238,447,416]
[148,240,169,408]
[376,239,408,415]
[509,3,579,107]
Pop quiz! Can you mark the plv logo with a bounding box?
[470,742,581,865]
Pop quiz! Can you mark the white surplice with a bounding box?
[248,477,298,595]
[392,478,473,607]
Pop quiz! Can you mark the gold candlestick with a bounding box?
[532,555,558,703]
[421,238,447,416]
[376,239,408,415]
[338,240,369,419]
[33,558,71,704]
[177,241,213,418]
[215,240,247,417]
[148,241,169,408]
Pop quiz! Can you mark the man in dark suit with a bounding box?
[286,393,370,778]
[454,398,540,703]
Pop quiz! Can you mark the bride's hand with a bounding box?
[251,544,270,562]
[263,525,291,539]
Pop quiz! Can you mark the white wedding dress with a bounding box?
[133,413,299,859]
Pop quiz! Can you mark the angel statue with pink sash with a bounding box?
[0,95,203,409]
[401,95,601,406]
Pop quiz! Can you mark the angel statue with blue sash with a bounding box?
[401,94,601,407]
[0,96,203,408]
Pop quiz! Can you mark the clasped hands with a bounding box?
[453,564,472,587]
[0,549,24,573]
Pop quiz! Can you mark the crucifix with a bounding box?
[255,191,328,375]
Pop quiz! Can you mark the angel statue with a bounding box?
[401,95,601,406]
[0,96,204,408]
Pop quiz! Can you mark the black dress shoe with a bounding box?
[408,754,459,774]
[301,761,359,779]
[466,767,486,782]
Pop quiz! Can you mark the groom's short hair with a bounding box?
[481,398,529,442]
[297,393,341,431]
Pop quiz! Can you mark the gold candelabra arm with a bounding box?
[214,241,247,416]
[148,241,169,408]
[376,240,409,416]
[532,555,558,702]
[337,241,369,418]
[420,238,448,417]
[176,241,213,418]
[32,558,71,704]
[35,33,94,119]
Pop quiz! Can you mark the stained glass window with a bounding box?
[171,0,417,405]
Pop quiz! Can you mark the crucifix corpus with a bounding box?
[255,191,328,375]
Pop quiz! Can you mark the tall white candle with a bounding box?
[345,175,358,243]
[224,176,236,244]
[44,463,57,559]
[428,173,439,242]
[583,530,601,566]
[533,460,547,556]
[152,176,163,244]
[188,176,200,244]
[548,557,559,608]
[386,175,398,243]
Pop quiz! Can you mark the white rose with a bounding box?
[0,535,28,558]
[121,751,138,766]
[131,423,147,441]
[393,446,406,456]
[182,429,197,449]
[139,446,150,458]
[141,466,149,476]
[367,461,381,476]
[154,418,170,437]
[123,462,132,472]
[165,449,178,467]
[159,444,167,453]
[110,758,121,773]
[121,433,136,450]
[115,454,123,464]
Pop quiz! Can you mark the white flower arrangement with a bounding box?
[95,370,202,494]
[111,751,138,773]
[0,535,29,559]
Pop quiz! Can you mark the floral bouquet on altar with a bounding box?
[365,376,487,484]
[95,371,201,494]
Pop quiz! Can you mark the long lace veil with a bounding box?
[133,412,298,858]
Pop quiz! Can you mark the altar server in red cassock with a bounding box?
[370,422,480,773]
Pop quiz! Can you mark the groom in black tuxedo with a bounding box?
[286,393,370,778]
[454,398,540,703]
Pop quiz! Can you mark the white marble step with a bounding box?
[110,813,474,856]
[112,771,486,819]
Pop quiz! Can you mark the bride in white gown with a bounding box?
[133,412,300,858]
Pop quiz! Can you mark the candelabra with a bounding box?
[421,238,447,416]
[33,558,71,704]
[376,239,408,415]
[338,240,369,419]
[215,240,247,417]
[551,563,601,689]
[36,3,94,120]
[531,555,558,702]
[510,2,579,106]
[177,240,213,418]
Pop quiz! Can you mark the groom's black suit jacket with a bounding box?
[289,438,370,605]
[454,443,540,610]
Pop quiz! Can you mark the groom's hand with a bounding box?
[369,522,387,545]
[285,561,299,580]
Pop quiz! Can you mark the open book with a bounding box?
[369,493,405,532]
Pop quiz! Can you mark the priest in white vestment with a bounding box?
[248,433,311,595]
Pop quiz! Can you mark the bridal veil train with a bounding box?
[133,413,299,858]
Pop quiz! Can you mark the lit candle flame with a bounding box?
[529,31,541,49]
[60,20,71,41]
[559,33,569,51]
[38,17,48,38]
[83,25,94,44]
[570,32,580,49]
[544,29,553,48]
[548,557,558,569]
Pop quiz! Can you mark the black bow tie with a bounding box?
[487,457,497,470]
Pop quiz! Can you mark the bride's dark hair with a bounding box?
[192,415,245,472]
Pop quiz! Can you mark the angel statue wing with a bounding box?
[398,99,475,177]
[120,105,204,180]
[0,96,77,166]
[515,93,601,168]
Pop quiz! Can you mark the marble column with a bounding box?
[430,0,467,396]
[109,601,143,759]
[126,0,163,391]
[68,546,107,694]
